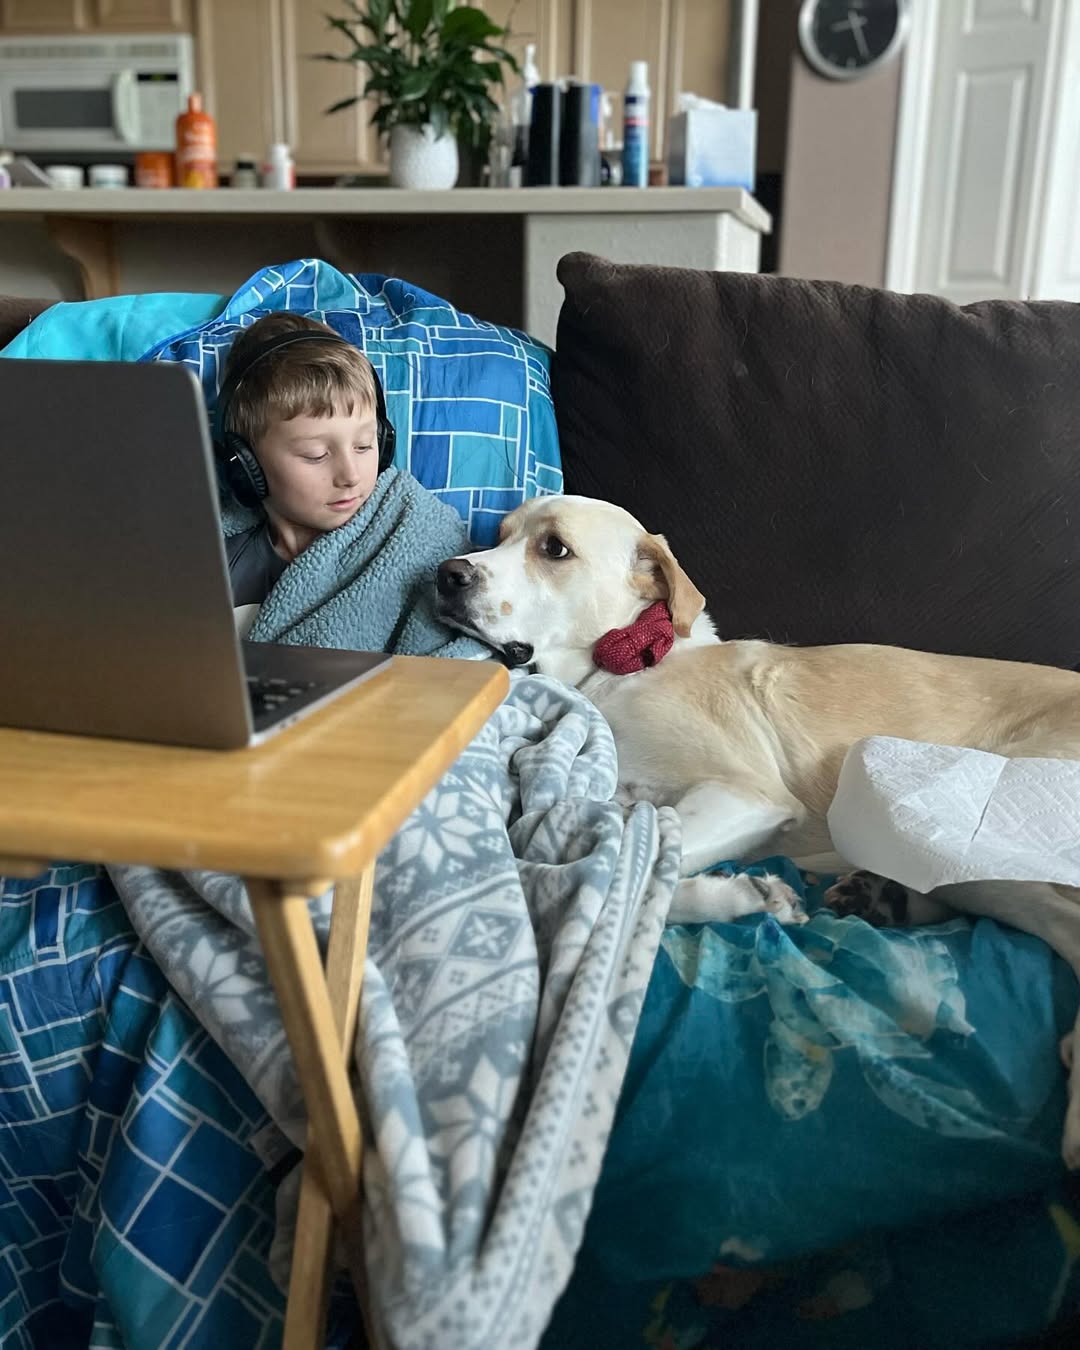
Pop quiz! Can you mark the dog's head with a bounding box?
[435,496,706,683]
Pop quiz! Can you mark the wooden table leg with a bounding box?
[248,872,376,1350]
[288,871,380,1348]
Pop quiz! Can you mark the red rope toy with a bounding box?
[592,600,675,675]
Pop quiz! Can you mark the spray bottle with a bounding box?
[622,60,650,188]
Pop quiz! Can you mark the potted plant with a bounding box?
[321,0,519,190]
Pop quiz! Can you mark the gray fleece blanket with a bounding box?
[110,675,679,1348]
[228,464,485,659]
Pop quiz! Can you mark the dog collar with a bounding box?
[593,601,675,675]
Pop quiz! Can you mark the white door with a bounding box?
[890,0,1070,301]
[1029,0,1080,300]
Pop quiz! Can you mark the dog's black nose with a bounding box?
[437,557,478,597]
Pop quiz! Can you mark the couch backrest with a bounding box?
[553,253,1080,669]
[0,296,55,351]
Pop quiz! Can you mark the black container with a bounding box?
[559,81,600,187]
[526,83,562,186]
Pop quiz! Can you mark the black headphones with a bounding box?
[213,328,397,509]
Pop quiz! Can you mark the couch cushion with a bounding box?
[1,292,225,362]
[552,253,1080,668]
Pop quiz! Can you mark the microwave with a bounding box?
[0,33,193,153]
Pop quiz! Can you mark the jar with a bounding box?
[231,155,259,189]
[89,163,128,189]
[135,151,174,188]
[46,165,84,189]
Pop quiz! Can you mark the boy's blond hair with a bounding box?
[221,312,378,445]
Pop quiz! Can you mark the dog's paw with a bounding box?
[823,871,912,927]
[668,871,808,926]
[757,873,809,925]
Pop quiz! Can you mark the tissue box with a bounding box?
[667,107,756,190]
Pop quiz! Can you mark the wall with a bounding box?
[0,221,82,298]
[776,17,903,287]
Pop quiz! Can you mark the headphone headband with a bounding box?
[216,328,367,439]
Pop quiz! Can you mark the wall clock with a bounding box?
[798,0,911,81]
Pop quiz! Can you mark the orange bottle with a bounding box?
[175,92,218,189]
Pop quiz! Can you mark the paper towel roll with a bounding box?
[827,737,1080,894]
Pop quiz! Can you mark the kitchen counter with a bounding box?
[0,185,769,226]
[0,186,771,346]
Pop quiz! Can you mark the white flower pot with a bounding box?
[389,123,459,190]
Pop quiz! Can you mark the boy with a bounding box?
[218,311,385,607]
[213,311,484,661]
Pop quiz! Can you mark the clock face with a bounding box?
[798,0,910,80]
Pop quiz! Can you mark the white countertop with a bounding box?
[0,185,771,231]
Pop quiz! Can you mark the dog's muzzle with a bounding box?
[436,557,479,599]
[435,558,533,667]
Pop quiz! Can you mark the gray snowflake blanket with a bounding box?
[109,671,680,1348]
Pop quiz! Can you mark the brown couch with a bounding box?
[5,280,1080,1348]
[0,295,54,351]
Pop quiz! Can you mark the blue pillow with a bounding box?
[0,292,226,362]
[143,258,563,544]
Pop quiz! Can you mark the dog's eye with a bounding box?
[541,534,572,560]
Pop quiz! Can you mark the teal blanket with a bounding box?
[232,466,488,660]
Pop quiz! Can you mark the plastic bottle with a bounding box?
[175,92,218,189]
[262,143,295,190]
[622,60,650,188]
[231,154,259,189]
[510,42,541,186]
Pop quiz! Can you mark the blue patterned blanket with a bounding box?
[0,866,284,1348]
[144,258,562,547]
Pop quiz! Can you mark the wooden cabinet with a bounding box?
[194,0,283,173]
[0,0,89,28]
[0,0,192,30]
[481,0,573,87]
[94,0,192,29]
[280,0,376,176]
[0,0,732,177]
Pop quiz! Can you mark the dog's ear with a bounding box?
[632,533,705,638]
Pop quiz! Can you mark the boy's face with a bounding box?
[253,402,380,532]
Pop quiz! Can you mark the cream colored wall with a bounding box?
[773,4,903,288]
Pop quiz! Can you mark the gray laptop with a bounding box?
[0,358,390,749]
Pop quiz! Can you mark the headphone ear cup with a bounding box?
[222,431,268,508]
[377,415,396,472]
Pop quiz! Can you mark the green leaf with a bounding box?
[325,94,361,114]
[441,6,503,45]
[399,65,433,100]
[403,0,434,42]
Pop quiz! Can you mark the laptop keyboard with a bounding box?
[245,675,318,719]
